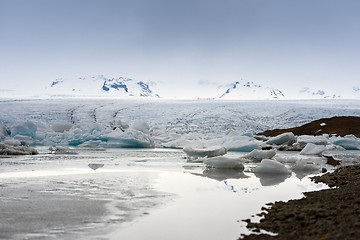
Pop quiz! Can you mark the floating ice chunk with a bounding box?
[203,156,245,170]
[253,159,291,174]
[291,159,321,172]
[320,122,327,126]
[10,121,37,138]
[243,149,276,162]
[324,144,345,151]
[300,143,326,155]
[296,135,329,147]
[0,143,38,155]
[226,142,261,152]
[183,145,227,159]
[219,135,261,152]
[332,136,360,150]
[274,154,300,163]
[162,138,193,149]
[266,132,295,145]
[275,154,324,166]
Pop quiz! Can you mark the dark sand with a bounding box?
[258,116,360,138]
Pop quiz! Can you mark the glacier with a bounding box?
[1,99,360,151]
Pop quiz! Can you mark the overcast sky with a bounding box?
[1,0,359,98]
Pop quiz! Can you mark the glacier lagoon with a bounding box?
[1,99,360,239]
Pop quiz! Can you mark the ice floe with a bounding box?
[296,135,329,147]
[266,132,295,145]
[331,135,360,150]
[243,149,277,162]
[203,156,245,170]
[183,145,227,159]
[253,159,291,174]
[300,143,326,155]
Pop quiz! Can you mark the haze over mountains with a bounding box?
[1,75,359,100]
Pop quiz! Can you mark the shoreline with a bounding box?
[241,164,360,239]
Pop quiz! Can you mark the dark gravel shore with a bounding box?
[258,116,360,138]
[240,165,360,239]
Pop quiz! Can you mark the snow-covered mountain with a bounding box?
[46,75,160,98]
[218,80,285,100]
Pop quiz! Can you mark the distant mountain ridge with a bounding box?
[218,80,285,100]
[48,75,160,98]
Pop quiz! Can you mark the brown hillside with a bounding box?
[258,116,360,138]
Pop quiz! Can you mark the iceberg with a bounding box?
[253,159,291,174]
[300,143,326,155]
[296,135,329,147]
[243,149,276,162]
[183,145,227,159]
[219,135,261,152]
[266,132,295,146]
[291,159,322,172]
[203,156,245,170]
[332,136,360,150]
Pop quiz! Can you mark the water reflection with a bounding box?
[292,169,321,180]
[254,172,291,186]
[88,163,105,171]
[202,168,249,181]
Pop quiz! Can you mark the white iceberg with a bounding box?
[203,156,245,170]
[300,143,326,155]
[218,135,261,152]
[266,132,295,146]
[243,149,276,162]
[253,159,291,174]
[291,159,322,172]
[183,145,227,159]
[296,135,329,147]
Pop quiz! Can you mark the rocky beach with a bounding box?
[242,116,360,239]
